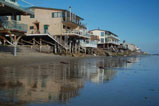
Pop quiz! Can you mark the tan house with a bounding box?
[11,6,88,53]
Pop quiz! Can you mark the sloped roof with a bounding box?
[89,29,118,37]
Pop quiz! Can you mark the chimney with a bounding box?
[69,6,72,21]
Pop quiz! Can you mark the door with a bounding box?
[44,25,48,34]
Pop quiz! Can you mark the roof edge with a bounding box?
[30,6,84,20]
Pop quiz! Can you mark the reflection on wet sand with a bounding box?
[0,57,139,106]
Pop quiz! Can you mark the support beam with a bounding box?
[33,38,35,45]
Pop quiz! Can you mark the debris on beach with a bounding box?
[99,66,105,69]
[60,61,69,64]
[126,60,132,63]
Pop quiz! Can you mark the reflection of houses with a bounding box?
[90,69,117,83]
[0,56,140,105]
[0,0,33,56]
[15,6,89,54]
[90,29,120,51]
[0,62,87,104]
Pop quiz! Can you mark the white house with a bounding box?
[89,29,120,50]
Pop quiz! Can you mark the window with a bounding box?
[67,26,70,30]
[62,12,65,17]
[11,16,15,20]
[30,26,34,30]
[30,14,35,18]
[16,15,21,21]
[44,25,49,33]
[101,32,105,36]
[52,12,62,18]
[10,0,16,2]
[105,38,108,42]
[58,12,62,17]
[5,16,8,20]
[63,25,66,29]
[67,12,70,17]
[101,38,104,43]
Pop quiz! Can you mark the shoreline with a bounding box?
[0,52,147,67]
[0,53,104,67]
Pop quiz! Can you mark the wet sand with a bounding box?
[0,53,70,67]
[0,55,159,106]
[0,53,99,67]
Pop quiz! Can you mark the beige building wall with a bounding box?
[90,30,105,44]
[15,8,85,36]
[18,8,63,36]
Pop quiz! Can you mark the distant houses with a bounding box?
[89,29,120,52]
[0,0,141,56]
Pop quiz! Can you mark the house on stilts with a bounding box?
[0,0,33,56]
[90,29,120,52]
[13,6,89,54]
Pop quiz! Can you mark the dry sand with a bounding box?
[0,53,73,67]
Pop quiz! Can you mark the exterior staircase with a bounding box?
[27,33,69,51]
[0,45,44,56]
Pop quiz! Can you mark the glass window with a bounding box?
[62,12,65,17]
[52,12,62,18]
[30,14,35,18]
[54,13,58,17]
[57,12,61,17]
[10,0,16,2]
[11,16,15,20]
[17,15,21,21]
[30,26,34,30]
[6,16,8,20]
[105,38,108,42]
[101,38,104,43]
[101,32,105,36]
[67,12,70,17]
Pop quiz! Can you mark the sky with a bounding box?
[19,0,159,54]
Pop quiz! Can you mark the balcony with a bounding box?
[106,41,120,45]
[62,29,89,39]
[0,0,34,16]
[63,18,86,28]
[0,0,18,6]
[0,20,28,32]
[107,34,120,41]
[80,40,97,48]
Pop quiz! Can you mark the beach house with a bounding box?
[80,32,99,54]
[0,0,33,56]
[14,6,89,54]
[90,29,120,51]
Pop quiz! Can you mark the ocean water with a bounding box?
[0,55,159,106]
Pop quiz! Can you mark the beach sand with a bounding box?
[0,53,73,67]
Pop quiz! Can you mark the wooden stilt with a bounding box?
[69,41,72,54]
[75,42,77,54]
[33,38,35,45]
[13,35,17,56]
[3,40,6,46]
[54,44,57,54]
